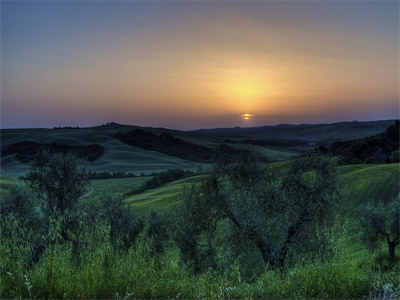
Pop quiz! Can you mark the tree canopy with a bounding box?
[176,151,339,271]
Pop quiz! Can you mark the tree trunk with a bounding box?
[29,236,49,265]
[388,240,396,257]
[256,241,285,269]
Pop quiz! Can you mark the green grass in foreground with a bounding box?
[2,233,398,299]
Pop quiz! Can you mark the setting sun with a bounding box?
[241,113,253,120]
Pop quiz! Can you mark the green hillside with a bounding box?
[0,127,201,178]
[2,120,393,179]
[82,177,152,200]
[338,163,399,214]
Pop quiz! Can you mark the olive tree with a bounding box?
[25,150,88,219]
[24,151,88,262]
[359,196,399,257]
[176,151,339,270]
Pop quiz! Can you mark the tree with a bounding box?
[85,193,143,250]
[24,151,88,262]
[25,150,88,220]
[359,196,399,257]
[177,151,339,270]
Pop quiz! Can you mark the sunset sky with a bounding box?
[1,1,398,129]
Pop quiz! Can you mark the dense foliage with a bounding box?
[324,120,399,164]
[2,141,104,163]
[87,171,137,179]
[175,151,339,273]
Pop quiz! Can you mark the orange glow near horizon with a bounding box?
[1,2,398,129]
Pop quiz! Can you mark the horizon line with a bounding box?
[0,118,397,132]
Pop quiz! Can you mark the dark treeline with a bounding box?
[124,168,196,196]
[87,168,195,183]
[319,120,399,164]
[114,129,214,162]
[2,141,104,163]
[229,138,310,147]
[87,171,137,180]
[52,126,81,130]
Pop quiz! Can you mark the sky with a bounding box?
[1,0,398,130]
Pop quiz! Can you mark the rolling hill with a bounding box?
[1,120,395,179]
[194,120,395,145]
[0,126,202,178]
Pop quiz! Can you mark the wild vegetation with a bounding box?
[0,121,399,299]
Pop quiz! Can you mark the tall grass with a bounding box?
[2,228,398,299]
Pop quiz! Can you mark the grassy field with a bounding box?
[338,163,399,215]
[125,175,204,213]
